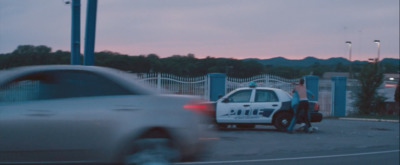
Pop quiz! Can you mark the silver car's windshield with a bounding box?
[0,68,150,103]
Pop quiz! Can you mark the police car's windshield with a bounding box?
[284,91,293,99]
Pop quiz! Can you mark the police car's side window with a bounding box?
[255,90,279,102]
[227,90,252,103]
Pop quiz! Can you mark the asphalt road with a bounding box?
[178,119,400,165]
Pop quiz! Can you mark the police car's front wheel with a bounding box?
[274,112,291,131]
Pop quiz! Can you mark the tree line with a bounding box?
[1,45,399,115]
[0,45,398,79]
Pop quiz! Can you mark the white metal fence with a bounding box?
[133,73,299,99]
[133,73,209,99]
[318,80,332,116]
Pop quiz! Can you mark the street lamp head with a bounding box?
[373,40,381,61]
[345,41,352,45]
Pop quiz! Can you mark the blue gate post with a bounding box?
[331,76,347,117]
[305,75,319,101]
[208,73,226,101]
[83,0,98,66]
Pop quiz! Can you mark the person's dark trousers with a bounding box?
[298,100,311,131]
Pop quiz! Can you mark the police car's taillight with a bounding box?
[313,103,319,111]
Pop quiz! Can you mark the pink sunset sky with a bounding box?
[0,0,399,61]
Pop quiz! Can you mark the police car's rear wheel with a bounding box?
[274,112,291,131]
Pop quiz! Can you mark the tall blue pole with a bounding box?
[84,0,98,66]
[71,0,81,65]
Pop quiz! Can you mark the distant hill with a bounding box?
[380,58,400,66]
[243,57,399,67]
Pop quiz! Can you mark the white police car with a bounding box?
[214,83,322,131]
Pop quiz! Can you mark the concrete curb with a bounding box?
[339,117,399,123]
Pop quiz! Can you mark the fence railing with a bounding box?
[226,74,299,94]
[5,73,300,101]
[133,73,209,99]
[133,73,300,99]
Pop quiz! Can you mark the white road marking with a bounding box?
[176,150,400,164]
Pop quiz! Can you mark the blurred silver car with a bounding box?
[0,65,214,164]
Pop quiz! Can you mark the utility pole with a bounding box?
[70,0,81,65]
[345,41,352,79]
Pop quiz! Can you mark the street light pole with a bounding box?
[345,41,352,79]
[71,0,81,65]
[374,40,380,62]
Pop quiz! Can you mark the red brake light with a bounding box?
[183,103,214,116]
[183,104,207,110]
[314,103,319,111]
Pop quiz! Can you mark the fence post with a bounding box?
[204,75,209,100]
[157,73,161,92]
[331,76,347,117]
[208,73,226,101]
[305,75,319,101]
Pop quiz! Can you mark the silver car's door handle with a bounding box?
[26,109,55,117]
[112,105,140,111]
[272,104,278,107]
[243,105,250,107]
[112,108,140,111]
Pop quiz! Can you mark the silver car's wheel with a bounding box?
[124,138,180,165]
